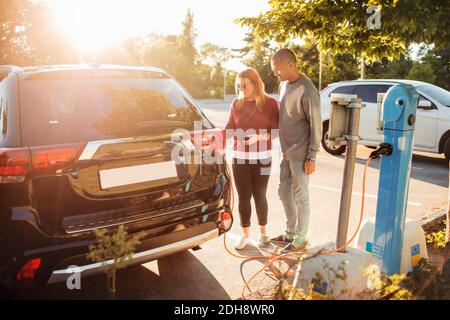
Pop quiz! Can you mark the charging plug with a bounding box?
[369,143,393,160]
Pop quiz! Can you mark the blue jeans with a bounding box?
[278,158,310,244]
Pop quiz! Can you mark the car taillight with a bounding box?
[220,211,233,232]
[30,143,85,172]
[192,129,225,155]
[16,258,42,283]
[0,147,31,183]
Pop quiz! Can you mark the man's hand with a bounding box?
[304,160,315,175]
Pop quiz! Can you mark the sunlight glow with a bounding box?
[47,0,269,70]
[48,0,153,51]
[48,0,269,49]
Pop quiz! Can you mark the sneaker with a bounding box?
[257,235,271,248]
[270,234,293,243]
[234,236,250,250]
[281,241,309,254]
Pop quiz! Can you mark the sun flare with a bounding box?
[47,0,180,51]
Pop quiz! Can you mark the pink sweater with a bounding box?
[225,96,279,157]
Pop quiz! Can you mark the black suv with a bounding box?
[0,65,232,289]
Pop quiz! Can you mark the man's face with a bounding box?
[271,58,291,81]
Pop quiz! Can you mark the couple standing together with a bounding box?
[225,48,322,252]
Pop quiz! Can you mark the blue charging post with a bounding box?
[372,84,419,275]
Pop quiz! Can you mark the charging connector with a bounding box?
[369,143,393,160]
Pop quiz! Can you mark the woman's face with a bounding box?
[236,77,255,100]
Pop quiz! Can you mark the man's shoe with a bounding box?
[270,234,292,243]
[234,236,250,250]
[281,241,309,254]
[257,235,271,248]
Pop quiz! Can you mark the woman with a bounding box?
[225,68,279,249]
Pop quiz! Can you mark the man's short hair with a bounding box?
[272,48,297,64]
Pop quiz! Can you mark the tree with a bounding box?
[237,32,278,93]
[366,54,413,79]
[199,43,233,98]
[407,63,437,83]
[199,43,232,67]
[422,46,450,90]
[0,0,43,65]
[236,0,450,64]
[141,10,201,96]
[328,54,360,83]
[178,9,197,68]
[0,0,81,65]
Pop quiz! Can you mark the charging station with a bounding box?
[354,84,427,275]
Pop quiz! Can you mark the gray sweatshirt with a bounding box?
[279,74,322,161]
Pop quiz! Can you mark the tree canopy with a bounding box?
[236,0,450,63]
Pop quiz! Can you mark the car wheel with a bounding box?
[321,121,346,155]
[444,138,450,162]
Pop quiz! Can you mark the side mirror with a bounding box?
[418,99,432,109]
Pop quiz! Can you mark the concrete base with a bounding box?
[354,217,428,274]
[292,242,378,299]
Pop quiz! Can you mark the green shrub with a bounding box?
[87,225,145,298]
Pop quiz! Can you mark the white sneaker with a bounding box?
[234,236,250,250]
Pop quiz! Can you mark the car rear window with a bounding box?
[19,70,211,146]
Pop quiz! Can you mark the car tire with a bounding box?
[444,138,450,162]
[321,121,346,155]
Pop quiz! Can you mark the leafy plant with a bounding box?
[426,230,447,250]
[87,225,146,298]
[273,280,313,300]
[362,258,449,300]
[363,264,415,300]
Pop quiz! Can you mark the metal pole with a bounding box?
[336,98,362,250]
[223,68,226,101]
[360,55,365,79]
[319,51,322,91]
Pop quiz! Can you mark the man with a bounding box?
[270,48,322,251]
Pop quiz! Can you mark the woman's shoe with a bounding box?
[234,236,250,250]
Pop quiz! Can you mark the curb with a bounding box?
[419,207,447,233]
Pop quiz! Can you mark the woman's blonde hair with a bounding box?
[235,67,266,112]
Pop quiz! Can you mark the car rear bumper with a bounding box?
[47,227,220,285]
[0,206,230,288]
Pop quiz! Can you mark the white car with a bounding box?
[320,79,450,160]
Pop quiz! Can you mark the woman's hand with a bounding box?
[244,133,270,145]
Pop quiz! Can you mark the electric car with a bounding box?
[320,79,450,160]
[0,64,232,289]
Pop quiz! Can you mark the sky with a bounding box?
[47,0,270,70]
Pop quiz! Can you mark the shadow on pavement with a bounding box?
[333,152,449,188]
[8,250,230,300]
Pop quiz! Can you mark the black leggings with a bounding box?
[232,158,271,228]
